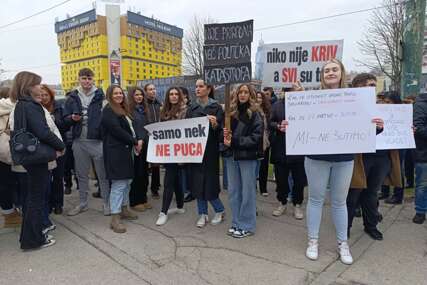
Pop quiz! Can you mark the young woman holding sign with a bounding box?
[186,79,225,228]
[223,84,263,238]
[127,87,150,212]
[293,59,383,265]
[155,87,187,226]
[101,85,142,233]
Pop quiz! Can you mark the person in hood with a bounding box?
[0,87,21,228]
[63,68,110,216]
[144,83,161,199]
[186,79,225,228]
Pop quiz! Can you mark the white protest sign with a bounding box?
[285,87,376,155]
[376,104,415,150]
[145,117,210,163]
[259,40,343,88]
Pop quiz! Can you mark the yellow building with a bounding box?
[55,9,183,92]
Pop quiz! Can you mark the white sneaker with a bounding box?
[338,241,353,265]
[168,208,186,214]
[67,204,89,216]
[156,213,168,226]
[103,204,111,216]
[306,239,319,260]
[294,204,304,220]
[272,204,287,216]
[196,214,209,228]
[211,212,224,225]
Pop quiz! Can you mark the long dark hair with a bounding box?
[127,86,147,113]
[160,86,185,121]
[257,91,271,119]
[106,85,132,117]
[9,71,42,103]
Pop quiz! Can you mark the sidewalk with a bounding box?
[1,180,426,285]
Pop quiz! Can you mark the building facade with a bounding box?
[55,9,183,92]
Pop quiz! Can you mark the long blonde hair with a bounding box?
[106,85,132,118]
[229,84,260,119]
[320,58,347,89]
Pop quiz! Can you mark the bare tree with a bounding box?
[182,15,215,76]
[357,0,405,92]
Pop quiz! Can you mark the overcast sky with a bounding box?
[0,0,384,84]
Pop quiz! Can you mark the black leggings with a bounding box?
[0,161,17,211]
[161,164,184,213]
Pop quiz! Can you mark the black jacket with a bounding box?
[15,96,64,151]
[186,99,223,200]
[145,97,162,124]
[63,88,105,140]
[269,99,304,164]
[414,93,427,162]
[101,105,138,180]
[132,105,148,142]
[222,110,263,161]
[51,100,69,138]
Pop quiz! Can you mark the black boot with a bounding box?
[413,213,426,224]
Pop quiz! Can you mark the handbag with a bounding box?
[0,116,12,164]
[9,101,56,166]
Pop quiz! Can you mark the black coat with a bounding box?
[269,99,304,164]
[186,99,224,200]
[145,98,162,124]
[414,93,427,162]
[63,88,105,140]
[101,105,138,180]
[222,111,263,160]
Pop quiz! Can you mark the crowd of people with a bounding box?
[0,59,425,266]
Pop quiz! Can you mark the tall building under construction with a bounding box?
[55,7,183,91]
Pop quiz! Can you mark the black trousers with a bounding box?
[129,152,149,206]
[0,161,17,211]
[405,149,415,187]
[347,155,391,231]
[258,148,270,193]
[161,164,184,213]
[64,144,76,188]
[20,163,49,250]
[274,160,305,206]
[50,156,66,209]
[150,165,160,192]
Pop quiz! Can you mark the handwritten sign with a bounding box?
[258,40,344,88]
[285,87,376,155]
[376,104,415,150]
[144,117,210,163]
[204,20,253,85]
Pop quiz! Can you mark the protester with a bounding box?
[222,84,263,238]
[179,87,194,203]
[269,85,306,220]
[10,71,65,250]
[40,84,69,215]
[64,68,110,216]
[102,85,141,233]
[144,83,162,199]
[127,87,150,212]
[347,76,398,241]
[255,90,271,197]
[262,87,278,104]
[301,60,382,264]
[186,79,225,228]
[413,90,427,224]
[0,87,21,228]
[155,87,187,226]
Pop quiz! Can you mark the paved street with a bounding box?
[1,178,427,285]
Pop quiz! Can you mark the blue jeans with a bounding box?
[305,157,354,242]
[197,198,224,215]
[225,157,257,232]
[110,179,132,214]
[415,163,427,214]
[179,166,190,196]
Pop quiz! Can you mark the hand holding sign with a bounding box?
[278,120,288,133]
[223,128,232,146]
[207,115,218,128]
[372,118,384,130]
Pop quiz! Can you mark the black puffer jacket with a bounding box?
[222,104,264,161]
[414,93,427,162]
[145,97,162,124]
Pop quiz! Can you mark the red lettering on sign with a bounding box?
[173,143,203,156]
[282,68,297,83]
[156,144,170,156]
[311,45,338,62]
